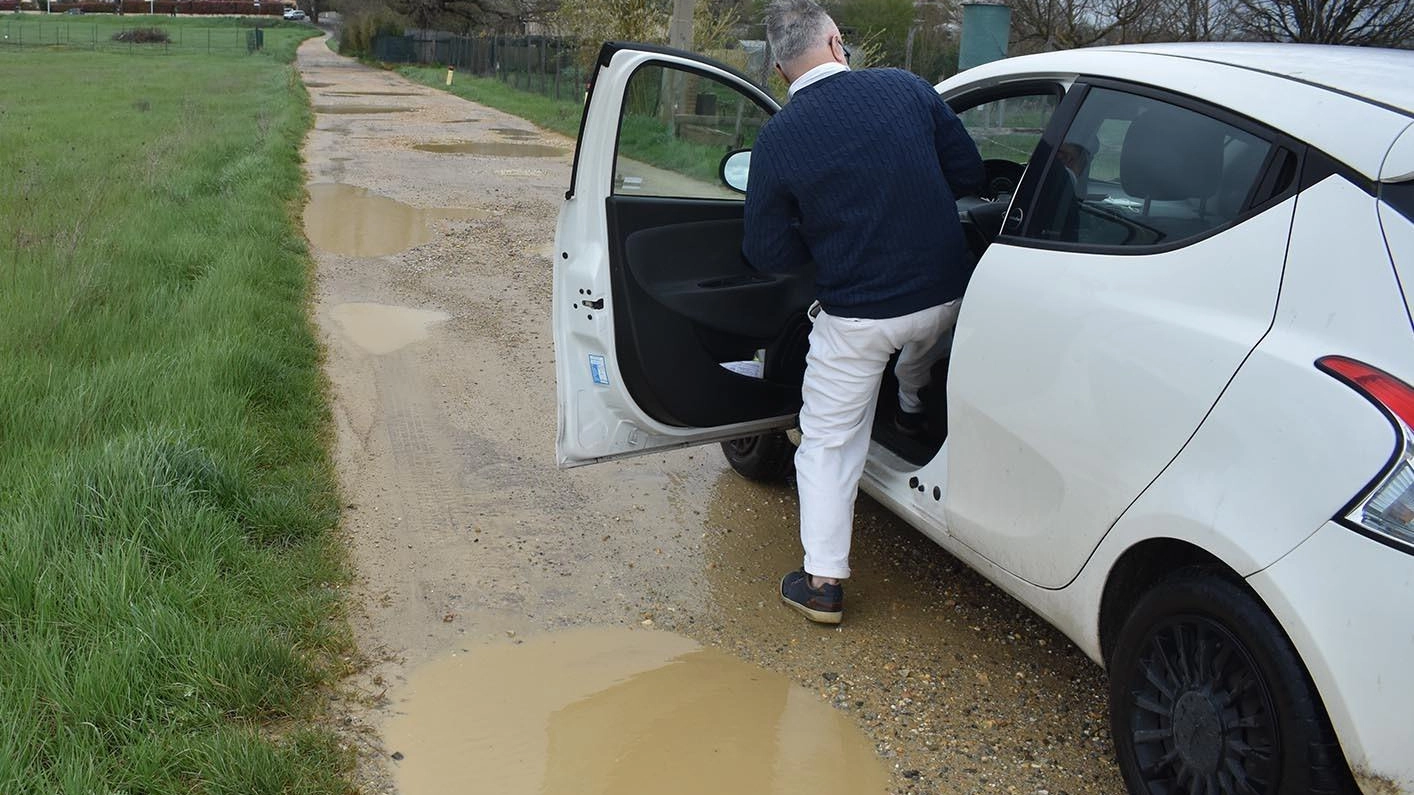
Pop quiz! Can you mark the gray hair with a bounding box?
[765,0,834,66]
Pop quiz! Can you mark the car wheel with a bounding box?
[720,432,795,483]
[1109,571,1354,795]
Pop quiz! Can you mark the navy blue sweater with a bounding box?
[742,68,985,319]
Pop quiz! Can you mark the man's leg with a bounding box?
[894,300,961,414]
[794,312,895,581]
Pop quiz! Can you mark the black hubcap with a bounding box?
[1126,616,1278,794]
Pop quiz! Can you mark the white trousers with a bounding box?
[795,300,960,579]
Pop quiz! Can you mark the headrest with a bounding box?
[1120,106,1225,202]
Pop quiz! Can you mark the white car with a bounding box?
[553,42,1414,795]
[282,7,305,20]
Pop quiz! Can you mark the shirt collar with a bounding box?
[788,62,850,98]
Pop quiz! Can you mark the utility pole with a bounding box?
[668,0,694,50]
[659,0,696,125]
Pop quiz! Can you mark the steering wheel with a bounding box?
[980,158,1025,201]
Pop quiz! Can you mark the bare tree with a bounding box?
[1228,0,1414,46]
[391,0,522,31]
[1009,0,1141,50]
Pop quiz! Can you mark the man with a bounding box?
[742,0,984,624]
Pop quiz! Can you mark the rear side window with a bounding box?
[1021,87,1273,248]
[1383,181,1414,224]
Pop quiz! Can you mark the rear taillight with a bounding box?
[1318,356,1414,552]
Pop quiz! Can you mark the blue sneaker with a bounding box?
[780,569,843,624]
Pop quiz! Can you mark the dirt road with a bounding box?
[296,37,1125,795]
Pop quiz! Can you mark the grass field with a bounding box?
[396,65,757,189]
[398,64,586,139]
[0,24,355,795]
[0,14,313,57]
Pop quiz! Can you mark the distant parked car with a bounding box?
[282,7,304,19]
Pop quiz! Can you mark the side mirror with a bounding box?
[720,149,751,194]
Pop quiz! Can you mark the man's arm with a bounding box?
[928,89,986,198]
[742,139,812,274]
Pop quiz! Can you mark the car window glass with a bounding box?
[1024,87,1272,247]
[957,93,1060,168]
[612,64,771,200]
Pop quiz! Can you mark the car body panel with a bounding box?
[1383,122,1414,182]
[1380,200,1414,332]
[943,201,1294,588]
[1248,522,1414,794]
[1382,124,1414,328]
[1108,42,1414,115]
[1278,176,1414,386]
[553,48,787,467]
[942,47,1412,181]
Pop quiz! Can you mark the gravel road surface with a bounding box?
[296,36,1125,795]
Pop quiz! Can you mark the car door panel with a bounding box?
[615,210,815,340]
[943,82,1297,589]
[556,44,808,466]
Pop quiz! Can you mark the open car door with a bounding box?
[554,43,814,467]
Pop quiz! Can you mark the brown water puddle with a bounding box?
[414,142,566,157]
[489,126,539,139]
[304,183,485,257]
[312,104,414,115]
[322,90,418,97]
[330,302,449,355]
[384,627,889,795]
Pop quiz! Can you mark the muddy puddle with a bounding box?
[330,302,449,355]
[384,627,890,795]
[312,104,414,115]
[414,141,566,157]
[304,183,486,257]
[322,90,418,97]
[442,117,484,124]
[489,126,538,139]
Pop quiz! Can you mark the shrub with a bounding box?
[337,3,403,57]
[112,26,171,42]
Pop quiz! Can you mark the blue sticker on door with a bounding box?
[588,354,609,386]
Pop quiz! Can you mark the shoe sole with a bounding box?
[780,593,843,625]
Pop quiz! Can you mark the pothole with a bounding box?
[322,90,420,97]
[304,183,486,257]
[312,105,414,114]
[329,302,449,355]
[489,126,538,139]
[383,627,890,795]
[413,142,565,157]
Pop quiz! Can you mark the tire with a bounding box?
[1108,571,1355,795]
[720,431,795,483]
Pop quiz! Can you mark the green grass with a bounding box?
[0,24,354,795]
[0,14,315,58]
[397,64,586,139]
[397,65,758,188]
